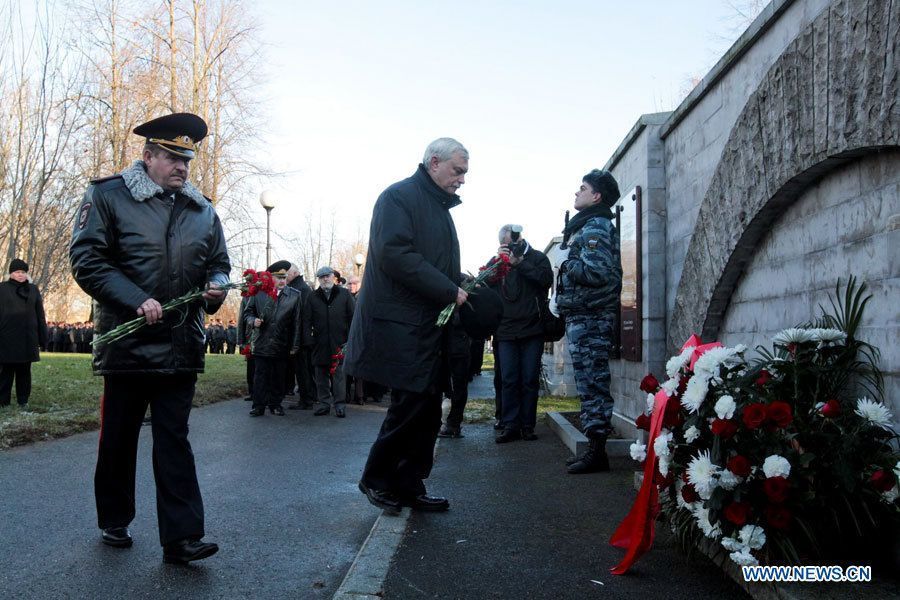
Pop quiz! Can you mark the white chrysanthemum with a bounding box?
[687,450,720,499]
[883,485,899,504]
[739,525,767,550]
[658,454,671,477]
[718,469,741,490]
[730,548,759,566]
[854,397,894,431]
[646,393,656,415]
[682,374,709,413]
[661,377,679,398]
[684,425,700,444]
[629,440,647,462]
[734,344,747,353]
[762,455,791,479]
[808,328,846,344]
[692,505,721,539]
[693,346,743,379]
[666,346,695,378]
[772,328,815,346]
[653,429,673,458]
[714,395,736,420]
[721,537,744,553]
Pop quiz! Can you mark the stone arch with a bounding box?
[669,0,900,349]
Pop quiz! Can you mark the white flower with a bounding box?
[714,395,736,420]
[730,548,759,566]
[629,440,647,462]
[718,469,741,490]
[762,455,791,478]
[854,398,894,431]
[808,328,846,345]
[692,505,721,539]
[682,374,709,413]
[684,425,700,444]
[739,525,766,550]
[883,485,899,504]
[693,346,743,379]
[894,461,900,482]
[653,429,673,458]
[734,344,747,353]
[646,393,656,415]
[658,454,671,477]
[661,377,680,398]
[721,537,744,552]
[687,450,720,499]
[666,346,695,378]
[772,328,815,346]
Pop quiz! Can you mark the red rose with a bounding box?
[635,413,651,431]
[655,470,675,489]
[820,399,841,418]
[763,476,790,502]
[640,374,660,394]
[727,455,752,478]
[663,399,684,428]
[742,403,767,429]
[681,483,700,503]
[724,501,751,526]
[766,401,793,428]
[711,418,738,438]
[765,505,792,530]
[870,470,897,493]
[755,369,771,387]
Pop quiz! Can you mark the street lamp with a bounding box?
[259,190,277,267]
[354,253,364,275]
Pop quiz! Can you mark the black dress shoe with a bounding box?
[101,527,133,548]
[243,396,252,402]
[495,428,521,443]
[314,407,330,416]
[493,419,504,431]
[335,407,346,418]
[249,407,265,417]
[358,481,401,515]
[163,538,219,565]
[270,406,285,416]
[403,494,450,512]
[521,428,538,441]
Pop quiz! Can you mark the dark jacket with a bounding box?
[0,280,48,363]
[490,243,553,341]
[287,275,312,305]
[225,325,237,345]
[556,206,622,316]
[243,286,302,358]
[69,161,231,374]
[344,164,462,394]
[303,285,355,365]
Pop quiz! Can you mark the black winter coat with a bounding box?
[243,286,302,357]
[0,280,48,363]
[490,244,553,341]
[70,161,231,374]
[303,286,355,365]
[344,165,462,394]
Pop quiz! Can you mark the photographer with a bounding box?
[491,225,553,443]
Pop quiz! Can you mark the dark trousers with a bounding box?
[252,356,286,409]
[245,357,255,395]
[361,388,443,497]
[498,335,544,430]
[95,373,204,546]
[226,342,235,354]
[492,345,502,420]
[0,363,31,405]
[446,352,470,429]
[298,350,316,404]
[469,338,485,378]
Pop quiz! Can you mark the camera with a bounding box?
[506,239,527,257]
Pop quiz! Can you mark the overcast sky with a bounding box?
[253,0,757,272]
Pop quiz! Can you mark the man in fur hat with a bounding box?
[70,112,229,565]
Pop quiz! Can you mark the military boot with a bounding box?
[566,438,609,474]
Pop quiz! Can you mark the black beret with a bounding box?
[458,286,504,339]
[267,260,291,274]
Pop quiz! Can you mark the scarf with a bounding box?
[562,203,615,248]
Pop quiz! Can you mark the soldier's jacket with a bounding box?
[556,209,622,315]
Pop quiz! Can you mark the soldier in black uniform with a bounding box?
[70,112,228,564]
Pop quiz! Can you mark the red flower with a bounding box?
[681,483,700,503]
[727,455,752,478]
[820,399,841,418]
[711,418,738,438]
[763,476,790,502]
[766,401,793,429]
[742,403,767,429]
[869,470,897,493]
[755,369,771,387]
[663,399,684,429]
[724,501,751,526]
[655,470,675,489]
[765,505,792,530]
[640,374,660,394]
[635,413,651,431]
[239,344,251,356]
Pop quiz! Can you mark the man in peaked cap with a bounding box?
[70,112,229,564]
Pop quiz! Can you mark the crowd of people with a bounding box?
[46,321,95,353]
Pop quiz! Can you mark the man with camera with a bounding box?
[491,225,553,443]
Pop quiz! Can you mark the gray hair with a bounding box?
[423,138,468,166]
[498,224,523,243]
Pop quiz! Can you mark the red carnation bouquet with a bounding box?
[329,345,345,376]
[435,253,512,327]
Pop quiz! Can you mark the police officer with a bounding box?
[556,169,622,474]
[70,112,228,563]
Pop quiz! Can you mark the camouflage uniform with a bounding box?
[556,209,621,440]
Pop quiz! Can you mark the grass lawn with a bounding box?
[0,353,247,450]
[463,396,579,423]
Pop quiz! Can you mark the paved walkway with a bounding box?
[0,399,388,599]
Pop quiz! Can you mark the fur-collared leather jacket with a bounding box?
[70,160,231,374]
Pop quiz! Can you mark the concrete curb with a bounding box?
[332,508,412,599]
[545,411,631,457]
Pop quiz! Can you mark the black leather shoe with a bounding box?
[243,396,252,402]
[493,419,503,431]
[403,494,449,512]
[335,407,346,418]
[101,527,133,548]
[249,407,265,417]
[163,538,219,565]
[495,428,521,444]
[314,407,330,416]
[521,428,538,441]
[271,406,285,416]
[438,425,463,438]
[358,481,401,515]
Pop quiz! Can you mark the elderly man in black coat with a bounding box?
[0,259,48,408]
[345,138,470,514]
